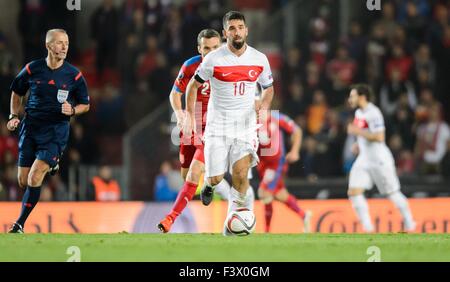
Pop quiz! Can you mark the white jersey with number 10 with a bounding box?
[195,44,273,140]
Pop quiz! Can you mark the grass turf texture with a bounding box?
[0,233,449,262]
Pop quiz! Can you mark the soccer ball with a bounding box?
[224,208,256,236]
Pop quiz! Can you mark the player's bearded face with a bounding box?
[225,20,248,50]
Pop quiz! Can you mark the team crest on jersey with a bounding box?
[57,89,69,103]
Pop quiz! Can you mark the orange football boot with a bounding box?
[157,216,174,233]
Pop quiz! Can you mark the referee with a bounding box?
[6,29,90,233]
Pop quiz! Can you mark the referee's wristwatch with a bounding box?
[8,113,19,121]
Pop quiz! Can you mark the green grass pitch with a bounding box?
[1,233,449,262]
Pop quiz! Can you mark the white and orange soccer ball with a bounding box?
[224,208,256,236]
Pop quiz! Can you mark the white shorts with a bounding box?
[348,156,400,195]
[204,135,259,178]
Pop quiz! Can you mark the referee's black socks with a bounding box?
[16,186,42,228]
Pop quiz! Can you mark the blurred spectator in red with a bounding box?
[0,118,18,165]
[326,45,357,105]
[385,45,413,82]
[137,35,159,80]
[309,18,330,69]
[415,104,450,174]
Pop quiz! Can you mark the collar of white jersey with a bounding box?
[225,43,250,58]
[361,102,375,112]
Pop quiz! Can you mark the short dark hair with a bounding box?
[197,29,221,45]
[222,11,246,29]
[351,83,374,101]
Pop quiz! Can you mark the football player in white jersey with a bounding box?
[183,11,274,219]
[347,84,416,232]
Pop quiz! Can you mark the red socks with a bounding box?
[264,203,273,233]
[169,181,197,220]
[284,195,305,219]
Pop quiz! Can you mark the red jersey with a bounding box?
[172,55,210,132]
[258,112,298,163]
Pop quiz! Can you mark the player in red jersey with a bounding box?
[157,29,222,233]
[257,110,312,233]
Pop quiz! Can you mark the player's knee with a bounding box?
[187,163,204,183]
[187,170,201,183]
[348,188,364,197]
[180,168,189,181]
[258,189,273,204]
[27,170,45,187]
[208,176,223,186]
[275,189,289,202]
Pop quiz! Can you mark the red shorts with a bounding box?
[257,157,288,194]
[179,131,205,169]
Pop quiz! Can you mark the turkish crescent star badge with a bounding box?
[249,70,258,78]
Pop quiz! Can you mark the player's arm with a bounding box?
[61,101,90,116]
[286,126,302,163]
[183,76,202,134]
[279,114,302,163]
[256,54,274,114]
[257,85,274,113]
[6,92,23,131]
[169,89,184,129]
[360,129,385,142]
[62,72,90,117]
[347,123,385,142]
[7,63,31,131]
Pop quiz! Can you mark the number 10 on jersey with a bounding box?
[233,82,246,96]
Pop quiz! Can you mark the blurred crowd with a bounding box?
[281,0,450,181]
[0,0,449,201]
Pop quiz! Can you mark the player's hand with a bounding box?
[175,111,185,130]
[347,124,361,136]
[62,101,75,116]
[285,151,300,163]
[6,118,20,131]
[255,100,269,122]
[182,113,196,135]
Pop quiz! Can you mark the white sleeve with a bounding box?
[257,55,273,89]
[368,110,385,133]
[195,53,214,82]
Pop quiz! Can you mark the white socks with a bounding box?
[214,179,231,200]
[350,194,374,232]
[388,191,416,231]
[227,186,254,214]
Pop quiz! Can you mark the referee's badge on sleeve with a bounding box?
[57,89,69,103]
